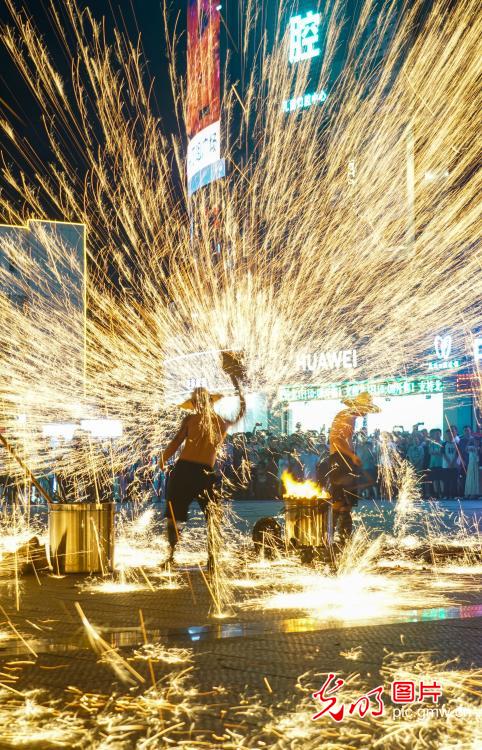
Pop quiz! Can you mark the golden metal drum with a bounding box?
[284,497,333,548]
[49,502,115,574]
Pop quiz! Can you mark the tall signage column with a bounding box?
[186,0,225,196]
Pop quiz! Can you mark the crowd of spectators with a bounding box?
[6,422,478,505]
[214,422,482,501]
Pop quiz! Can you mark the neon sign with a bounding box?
[434,334,452,360]
[289,11,321,64]
[427,359,460,372]
[428,334,460,371]
[282,89,328,113]
[280,376,444,402]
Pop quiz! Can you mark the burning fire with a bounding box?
[281,471,330,500]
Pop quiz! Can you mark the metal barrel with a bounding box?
[48,503,115,574]
[283,497,333,548]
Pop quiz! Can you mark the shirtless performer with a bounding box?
[160,353,246,569]
[329,391,380,543]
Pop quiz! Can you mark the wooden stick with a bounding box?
[0,431,53,507]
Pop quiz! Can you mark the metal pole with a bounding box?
[0,431,53,506]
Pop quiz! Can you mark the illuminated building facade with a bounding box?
[184,2,479,433]
[0,219,87,388]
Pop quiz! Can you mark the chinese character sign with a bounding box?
[312,674,385,722]
[282,89,328,112]
[187,121,221,181]
[289,11,321,64]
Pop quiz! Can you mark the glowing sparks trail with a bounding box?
[0,493,479,746]
[0,652,479,748]
[0,1,480,746]
[0,0,479,480]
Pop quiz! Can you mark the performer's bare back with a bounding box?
[175,413,229,468]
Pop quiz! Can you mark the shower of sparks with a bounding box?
[0,0,479,483]
[0,488,479,623]
[393,460,421,537]
[116,507,172,565]
[75,601,146,686]
[0,688,87,748]
[133,642,193,666]
[203,494,237,617]
[339,645,363,660]
[256,656,482,750]
[0,0,480,745]
[0,499,479,746]
[0,651,479,748]
[248,486,480,620]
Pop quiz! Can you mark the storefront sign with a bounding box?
[186,0,225,196]
[456,374,478,394]
[428,358,460,371]
[428,334,460,371]
[289,11,321,64]
[280,376,444,402]
[282,89,328,112]
[283,10,328,114]
[297,350,358,372]
[434,335,452,360]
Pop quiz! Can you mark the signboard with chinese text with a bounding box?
[426,333,461,372]
[282,5,330,113]
[280,376,444,402]
[186,0,225,195]
[288,10,322,64]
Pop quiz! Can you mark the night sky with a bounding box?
[0,0,435,222]
[0,0,184,217]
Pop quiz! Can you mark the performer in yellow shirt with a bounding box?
[329,392,381,543]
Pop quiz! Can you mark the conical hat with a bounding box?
[178,387,223,411]
[342,391,381,413]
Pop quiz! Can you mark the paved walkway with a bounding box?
[0,496,481,748]
[0,566,480,748]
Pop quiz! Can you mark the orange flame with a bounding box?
[281,471,330,499]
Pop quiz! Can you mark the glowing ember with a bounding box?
[82,580,149,594]
[133,642,193,665]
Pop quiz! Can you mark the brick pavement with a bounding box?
[0,568,480,748]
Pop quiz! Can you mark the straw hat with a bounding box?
[178,387,223,411]
[342,391,381,413]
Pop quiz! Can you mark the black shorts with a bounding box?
[329,454,361,506]
[165,459,217,523]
